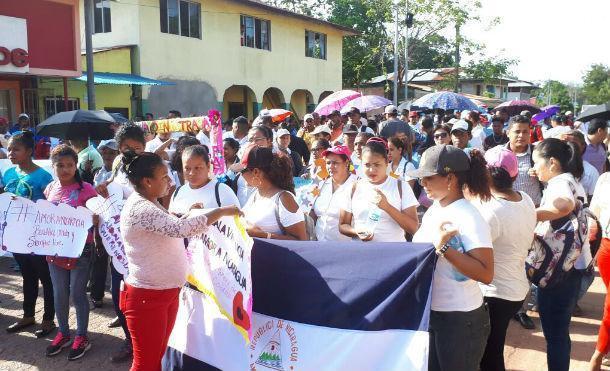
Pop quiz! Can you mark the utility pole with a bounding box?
[84,0,96,109]
[404,1,410,103]
[392,1,399,106]
[454,23,460,93]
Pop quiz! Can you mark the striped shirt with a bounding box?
[508,144,543,206]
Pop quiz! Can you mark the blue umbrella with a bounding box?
[411,91,479,111]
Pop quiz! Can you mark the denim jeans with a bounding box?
[111,264,130,340]
[577,269,595,303]
[429,304,491,371]
[48,252,92,337]
[537,269,580,371]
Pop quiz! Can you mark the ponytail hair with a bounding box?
[243,146,295,194]
[9,130,35,151]
[455,149,491,201]
[50,144,83,189]
[121,151,164,189]
[535,138,584,179]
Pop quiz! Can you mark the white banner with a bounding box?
[86,183,128,275]
[186,214,253,341]
[0,193,93,258]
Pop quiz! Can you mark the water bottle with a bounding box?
[443,224,469,282]
[360,205,382,238]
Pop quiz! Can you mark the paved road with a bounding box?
[0,255,608,370]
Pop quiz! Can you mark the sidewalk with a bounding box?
[0,255,608,370]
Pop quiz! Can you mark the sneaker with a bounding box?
[90,298,103,309]
[67,335,91,361]
[108,316,121,328]
[46,332,71,357]
[110,340,133,363]
[513,312,536,330]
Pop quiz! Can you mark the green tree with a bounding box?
[582,64,610,105]
[463,56,518,84]
[533,80,575,112]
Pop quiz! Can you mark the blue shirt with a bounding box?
[2,166,53,201]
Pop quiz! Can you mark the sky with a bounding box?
[460,0,610,85]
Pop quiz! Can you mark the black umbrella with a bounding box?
[37,110,116,140]
[576,102,610,122]
[109,112,129,124]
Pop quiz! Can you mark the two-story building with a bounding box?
[41,0,356,122]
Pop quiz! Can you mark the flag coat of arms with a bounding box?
[164,239,436,371]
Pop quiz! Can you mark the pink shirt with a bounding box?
[44,181,97,243]
[120,193,209,290]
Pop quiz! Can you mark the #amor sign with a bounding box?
[0,193,93,258]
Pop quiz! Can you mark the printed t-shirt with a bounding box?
[3,166,53,201]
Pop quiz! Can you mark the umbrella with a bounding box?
[532,105,561,121]
[37,110,116,140]
[411,91,479,111]
[495,100,541,116]
[314,90,362,116]
[109,112,129,124]
[576,102,610,122]
[266,108,293,123]
[340,95,392,114]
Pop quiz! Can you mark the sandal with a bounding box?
[6,317,35,333]
[35,320,57,338]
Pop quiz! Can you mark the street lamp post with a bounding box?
[84,0,96,110]
[393,0,399,106]
[404,1,409,103]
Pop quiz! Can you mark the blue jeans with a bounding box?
[111,264,130,341]
[537,269,580,371]
[48,252,92,337]
[577,269,595,303]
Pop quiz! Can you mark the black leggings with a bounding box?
[13,253,55,321]
[480,296,524,371]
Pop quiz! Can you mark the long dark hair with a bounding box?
[454,149,491,201]
[488,167,514,192]
[170,135,201,172]
[121,151,165,189]
[115,124,146,147]
[535,138,584,179]
[50,144,84,189]
[245,146,294,194]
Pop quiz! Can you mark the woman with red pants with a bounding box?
[590,172,610,371]
[119,151,240,371]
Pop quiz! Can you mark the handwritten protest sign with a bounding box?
[134,116,210,134]
[187,213,253,341]
[86,183,128,275]
[0,193,93,258]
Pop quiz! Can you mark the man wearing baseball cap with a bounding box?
[346,107,374,135]
[297,114,316,149]
[450,119,472,150]
[276,128,304,176]
[10,113,32,134]
[379,104,414,140]
[312,124,332,141]
[408,111,421,132]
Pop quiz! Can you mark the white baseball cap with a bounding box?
[312,125,332,135]
[451,119,470,133]
[304,113,314,121]
[276,128,291,137]
[18,113,29,120]
[384,105,398,114]
[98,139,119,151]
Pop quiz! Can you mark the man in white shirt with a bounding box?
[222,116,250,147]
[468,111,487,150]
[346,107,374,134]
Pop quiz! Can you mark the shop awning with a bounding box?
[75,72,174,86]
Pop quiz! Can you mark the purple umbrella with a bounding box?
[495,100,541,116]
[532,105,561,121]
[314,90,362,116]
[340,95,392,114]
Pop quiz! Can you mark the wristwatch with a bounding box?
[436,243,450,257]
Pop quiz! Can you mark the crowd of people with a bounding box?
[0,103,609,371]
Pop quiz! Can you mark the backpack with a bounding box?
[525,182,589,288]
[217,173,240,195]
[586,209,603,271]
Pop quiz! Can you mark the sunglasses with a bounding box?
[434,132,448,139]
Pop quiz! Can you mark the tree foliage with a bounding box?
[463,56,518,84]
[582,64,610,105]
[533,80,576,112]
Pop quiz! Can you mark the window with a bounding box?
[240,15,271,51]
[94,0,111,33]
[160,0,201,38]
[44,97,80,118]
[305,31,326,60]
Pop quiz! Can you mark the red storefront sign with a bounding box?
[0,47,29,68]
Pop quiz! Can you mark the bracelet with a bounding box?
[266,232,272,239]
[436,243,450,257]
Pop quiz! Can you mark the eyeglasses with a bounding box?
[434,132,448,139]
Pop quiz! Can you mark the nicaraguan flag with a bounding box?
[163,239,436,371]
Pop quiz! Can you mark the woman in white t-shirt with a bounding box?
[241,146,307,240]
[473,146,537,371]
[409,144,494,371]
[387,136,416,188]
[169,145,240,216]
[590,172,610,371]
[531,138,586,371]
[310,145,357,241]
[339,138,419,242]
